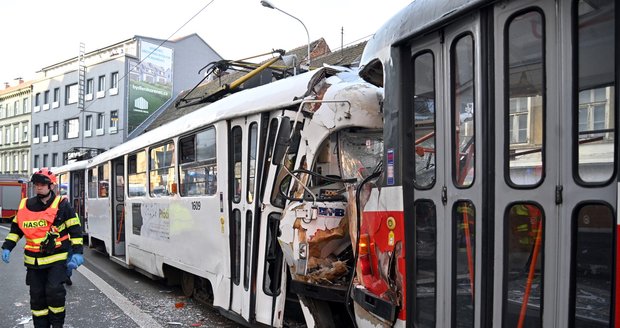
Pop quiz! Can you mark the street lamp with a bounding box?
[260,0,311,68]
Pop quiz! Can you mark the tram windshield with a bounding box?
[338,130,384,182]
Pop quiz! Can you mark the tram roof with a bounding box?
[87,67,337,167]
[360,0,490,82]
[53,160,89,175]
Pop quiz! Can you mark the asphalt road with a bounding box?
[0,223,242,328]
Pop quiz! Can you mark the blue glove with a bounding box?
[68,253,84,270]
[2,249,10,263]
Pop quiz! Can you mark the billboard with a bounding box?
[128,40,174,133]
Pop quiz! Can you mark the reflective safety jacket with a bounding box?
[18,196,68,256]
[2,193,83,268]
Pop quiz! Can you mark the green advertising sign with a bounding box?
[128,40,174,133]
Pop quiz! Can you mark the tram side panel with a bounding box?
[121,123,232,309]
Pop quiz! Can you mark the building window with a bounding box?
[97,75,106,98]
[13,126,19,143]
[43,154,48,167]
[44,90,49,105]
[97,113,105,135]
[5,128,10,145]
[6,103,11,117]
[5,156,10,172]
[85,115,92,137]
[22,123,28,142]
[110,110,118,133]
[34,155,39,169]
[52,121,59,141]
[43,123,49,138]
[14,100,19,115]
[22,153,27,171]
[35,93,41,110]
[52,153,58,167]
[111,72,118,89]
[23,97,29,113]
[86,78,94,101]
[64,118,79,139]
[65,83,78,105]
[53,88,60,108]
[34,124,40,143]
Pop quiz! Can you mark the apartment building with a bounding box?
[0,79,33,176]
[30,34,221,170]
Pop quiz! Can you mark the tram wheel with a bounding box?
[181,271,195,297]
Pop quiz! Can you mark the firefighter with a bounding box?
[1,168,84,328]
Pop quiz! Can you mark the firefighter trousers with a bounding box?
[26,263,67,328]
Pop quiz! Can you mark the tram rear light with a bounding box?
[358,234,372,275]
[359,234,369,256]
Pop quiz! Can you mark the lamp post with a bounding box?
[260,0,311,68]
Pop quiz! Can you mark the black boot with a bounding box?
[65,277,72,286]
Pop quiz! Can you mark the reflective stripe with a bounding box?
[25,245,39,250]
[51,196,61,209]
[48,305,65,314]
[24,255,35,265]
[11,216,17,223]
[24,252,68,266]
[32,308,49,317]
[36,252,68,265]
[57,223,66,232]
[65,217,81,228]
[6,233,19,242]
[27,237,47,244]
[70,237,83,245]
[18,198,27,210]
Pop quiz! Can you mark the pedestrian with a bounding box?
[1,168,84,328]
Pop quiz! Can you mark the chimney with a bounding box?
[18,78,24,84]
[4,82,9,89]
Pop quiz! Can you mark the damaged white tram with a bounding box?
[81,66,383,327]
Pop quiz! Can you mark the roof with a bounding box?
[360,0,490,71]
[0,80,35,97]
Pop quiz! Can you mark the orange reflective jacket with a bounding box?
[17,196,68,253]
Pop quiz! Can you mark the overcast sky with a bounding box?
[0,0,411,86]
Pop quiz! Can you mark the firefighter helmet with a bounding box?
[31,167,57,185]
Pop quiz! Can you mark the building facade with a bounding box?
[30,34,221,169]
[0,80,33,177]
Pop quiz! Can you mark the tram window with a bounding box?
[413,200,436,328]
[98,163,109,198]
[232,209,241,286]
[571,204,614,327]
[128,151,147,197]
[231,126,242,203]
[271,121,303,208]
[149,141,176,197]
[503,203,544,328]
[453,201,475,327]
[263,213,283,296]
[243,210,253,290]
[412,51,436,189]
[260,119,278,202]
[179,128,217,196]
[506,10,545,187]
[87,167,97,198]
[247,123,258,203]
[575,0,615,184]
[451,34,475,188]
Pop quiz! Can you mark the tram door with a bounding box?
[228,113,278,325]
[406,14,483,328]
[493,1,616,327]
[111,159,125,257]
[69,170,86,234]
